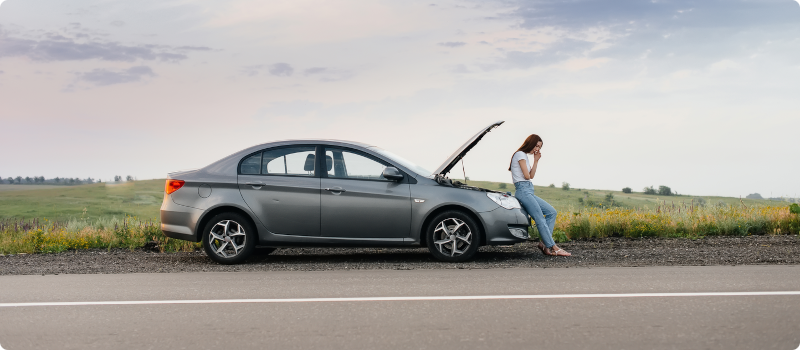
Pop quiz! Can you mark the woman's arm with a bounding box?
[517,157,539,180]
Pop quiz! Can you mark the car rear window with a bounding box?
[240,153,261,175]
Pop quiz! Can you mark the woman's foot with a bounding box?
[544,245,571,257]
[537,242,546,254]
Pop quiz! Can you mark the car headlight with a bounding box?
[486,192,521,209]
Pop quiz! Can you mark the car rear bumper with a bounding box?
[479,207,531,245]
[160,196,203,243]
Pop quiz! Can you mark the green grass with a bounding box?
[1,178,794,255]
[458,179,778,213]
[0,178,782,222]
[0,180,164,222]
[551,205,799,241]
[0,216,199,255]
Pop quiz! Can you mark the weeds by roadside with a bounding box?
[0,216,199,255]
[3,203,799,255]
[529,203,800,243]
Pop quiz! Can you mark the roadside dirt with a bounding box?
[1,235,798,275]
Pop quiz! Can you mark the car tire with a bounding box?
[202,212,257,265]
[425,210,481,262]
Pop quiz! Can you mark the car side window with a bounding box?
[325,148,388,181]
[263,147,317,176]
[239,146,317,176]
[240,153,261,175]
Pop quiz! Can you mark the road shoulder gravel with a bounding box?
[1,235,798,275]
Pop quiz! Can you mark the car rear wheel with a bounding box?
[425,210,481,262]
[202,213,256,264]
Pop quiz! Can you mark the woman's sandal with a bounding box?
[551,248,571,257]
[544,246,571,257]
[537,242,546,255]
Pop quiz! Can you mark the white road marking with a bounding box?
[1,291,799,308]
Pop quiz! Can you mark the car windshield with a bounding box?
[368,147,431,176]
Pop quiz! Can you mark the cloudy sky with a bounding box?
[1,0,798,198]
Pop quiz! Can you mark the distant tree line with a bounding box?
[619,185,677,196]
[0,175,136,185]
[643,185,675,196]
[578,191,620,207]
[747,193,797,203]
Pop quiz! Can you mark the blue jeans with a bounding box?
[514,181,557,248]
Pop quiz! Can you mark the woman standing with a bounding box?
[510,134,571,256]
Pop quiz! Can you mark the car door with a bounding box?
[238,145,321,236]
[320,146,411,238]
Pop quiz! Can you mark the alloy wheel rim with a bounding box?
[208,220,247,258]
[433,218,472,257]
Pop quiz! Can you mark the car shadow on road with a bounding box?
[140,242,555,271]
[238,246,539,265]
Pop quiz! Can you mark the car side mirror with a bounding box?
[382,167,404,181]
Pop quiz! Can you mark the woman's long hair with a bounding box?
[508,134,543,171]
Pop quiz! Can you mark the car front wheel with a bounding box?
[425,211,481,262]
[202,213,256,264]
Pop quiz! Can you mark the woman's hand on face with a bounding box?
[533,150,542,162]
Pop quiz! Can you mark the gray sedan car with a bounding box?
[160,121,530,264]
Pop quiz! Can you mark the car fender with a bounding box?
[194,202,262,242]
[409,184,500,244]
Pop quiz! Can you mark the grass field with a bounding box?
[1,178,796,255]
[0,180,164,221]
[0,178,784,221]
[457,179,778,212]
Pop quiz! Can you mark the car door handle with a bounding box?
[324,187,346,193]
[245,182,264,188]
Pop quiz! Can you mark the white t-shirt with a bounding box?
[510,151,533,184]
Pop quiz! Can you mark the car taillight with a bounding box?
[165,179,185,194]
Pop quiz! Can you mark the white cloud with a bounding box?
[76,66,156,86]
[268,63,294,77]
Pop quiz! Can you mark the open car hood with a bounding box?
[431,120,504,177]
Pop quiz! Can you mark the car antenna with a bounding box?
[461,158,467,185]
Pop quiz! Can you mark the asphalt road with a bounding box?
[1,266,799,350]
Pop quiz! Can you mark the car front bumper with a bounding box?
[479,207,531,245]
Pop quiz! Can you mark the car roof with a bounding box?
[257,139,376,149]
